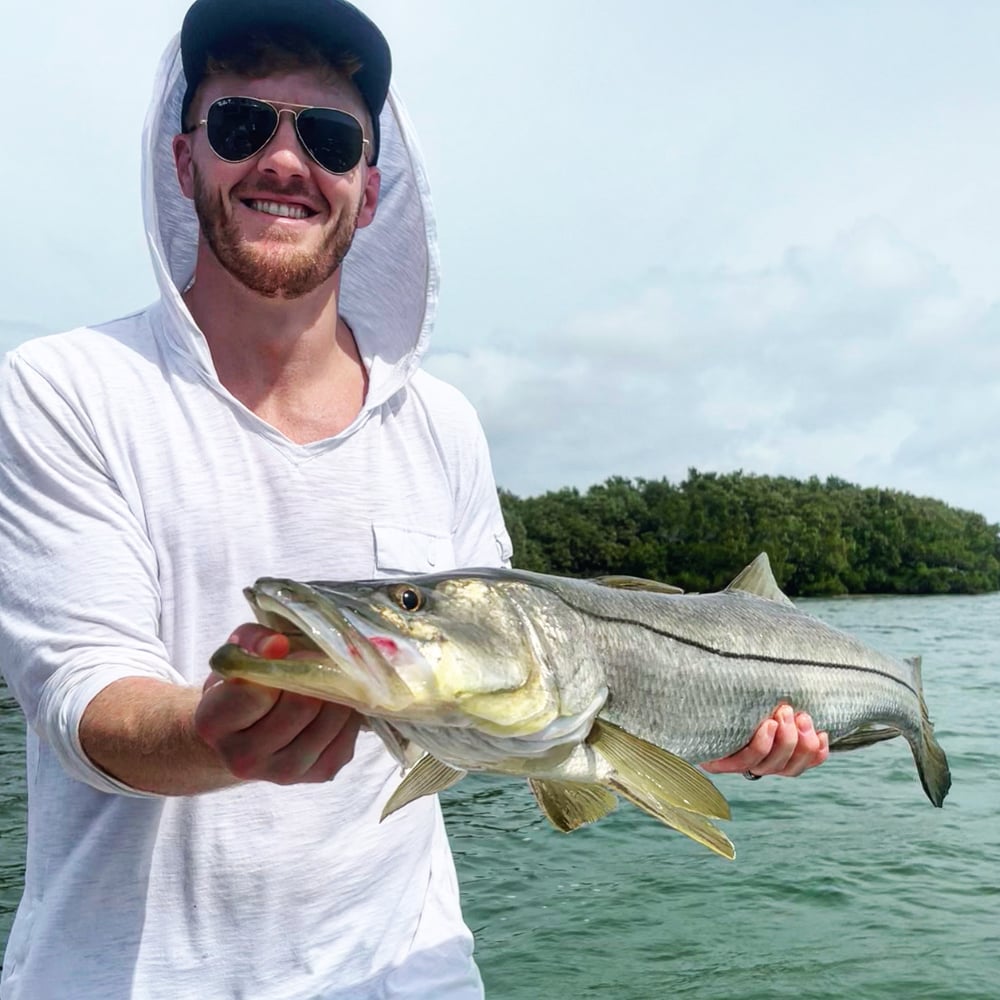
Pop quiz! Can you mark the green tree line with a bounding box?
[499,470,1000,596]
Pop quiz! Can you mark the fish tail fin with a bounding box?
[907,656,952,808]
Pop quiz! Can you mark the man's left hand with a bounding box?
[700,704,829,777]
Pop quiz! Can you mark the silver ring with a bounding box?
[743,769,763,781]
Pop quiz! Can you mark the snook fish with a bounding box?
[210,554,951,859]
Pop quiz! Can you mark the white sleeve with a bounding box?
[448,406,512,570]
[0,350,184,796]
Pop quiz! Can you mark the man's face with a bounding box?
[173,69,380,299]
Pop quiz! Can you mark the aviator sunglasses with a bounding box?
[189,96,370,174]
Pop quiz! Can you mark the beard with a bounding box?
[191,166,362,299]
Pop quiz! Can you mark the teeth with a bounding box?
[249,200,309,220]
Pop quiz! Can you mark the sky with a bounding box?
[2,1,998,523]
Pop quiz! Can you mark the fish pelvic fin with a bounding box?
[588,719,731,821]
[725,553,794,606]
[828,725,903,752]
[367,717,423,769]
[380,754,467,822]
[528,779,618,832]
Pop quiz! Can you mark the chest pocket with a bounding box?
[373,523,456,575]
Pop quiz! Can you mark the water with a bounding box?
[2,594,998,998]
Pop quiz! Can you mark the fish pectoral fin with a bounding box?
[380,754,467,822]
[527,779,618,832]
[366,717,424,768]
[611,781,735,861]
[588,719,731,821]
[724,553,794,606]
[591,575,685,595]
[828,725,903,752]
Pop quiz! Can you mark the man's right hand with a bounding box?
[194,624,362,785]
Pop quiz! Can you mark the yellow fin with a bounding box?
[592,575,684,595]
[611,781,735,860]
[588,719,731,820]
[828,724,902,752]
[725,552,794,606]
[527,778,618,832]
[380,754,467,822]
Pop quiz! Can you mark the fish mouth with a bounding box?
[209,579,419,712]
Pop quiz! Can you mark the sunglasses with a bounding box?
[189,96,370,175]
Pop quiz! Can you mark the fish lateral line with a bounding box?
[548,593,923,700]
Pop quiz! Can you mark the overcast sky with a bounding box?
[2,1,997,523]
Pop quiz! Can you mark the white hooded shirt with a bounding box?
[0,33,509,1000]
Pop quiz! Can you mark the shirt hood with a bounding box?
[141,34,439,411]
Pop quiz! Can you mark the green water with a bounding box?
[3,594,998,998]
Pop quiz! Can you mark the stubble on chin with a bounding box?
[191,165,362,299]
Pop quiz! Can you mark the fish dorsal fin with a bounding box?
[592,575,684,595]
[528,779,619,832]
[725,553,794,606]
[380,754,467,822]
[588,719,731,821]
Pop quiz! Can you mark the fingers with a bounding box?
[294,707,363,782]
[701,704,829,777]
[756,704,800,774]
[203,623,294,694]
[196,676,282,737]
[228,623,291,659]
[194,669,362,785]
[700,719,777,773]
[778,711,830,777]
[217,694,361,784]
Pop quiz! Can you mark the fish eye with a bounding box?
[391,585,424,612]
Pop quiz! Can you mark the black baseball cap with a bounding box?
[180,0,392,162]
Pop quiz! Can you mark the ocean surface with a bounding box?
[2,593,998,998]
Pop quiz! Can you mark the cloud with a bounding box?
[427,217,1000,522]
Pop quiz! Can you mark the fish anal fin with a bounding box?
[588,719,731,821]
[380,754,467,822]
[725,553,794,606]
[829,725,903,752]
[611,781,735,861]
[592,575,685,595]
[528,778,618,832]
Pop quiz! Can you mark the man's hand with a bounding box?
[194,624,362,785]
[700,704,829,777]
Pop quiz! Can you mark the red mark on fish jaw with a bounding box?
[346,635,399,663]
[369,636,400,658]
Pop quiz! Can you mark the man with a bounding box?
[0,1,827,997]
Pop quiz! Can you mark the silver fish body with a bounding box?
[211,555,951,858]
[537,577,931,764]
